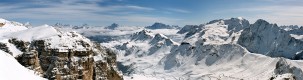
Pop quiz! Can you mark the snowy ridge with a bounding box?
[207,17,249,32]
[117,30,179,57]
[0,18,28,38]
[0,19,45,80]
[130,29,154,41]
[6,25,60,41]
[157,43,303,79]
[177,24,203,35]
[109,30,181,78]
[97,17,303,79]
[180,17,248,45]
[4,25,93,52]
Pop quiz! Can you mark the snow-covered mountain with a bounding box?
[118,30,179,57]
[95,17,303,80]
[238,19,303,59]
[2,17,303,80]
[177,17,248,45]
[0,18,122,80]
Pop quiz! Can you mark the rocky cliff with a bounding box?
[0,22,122,80]
[238,19,303,59]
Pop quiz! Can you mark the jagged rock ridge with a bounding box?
[238,19,303,59]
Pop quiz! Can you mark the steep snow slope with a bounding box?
[158,43,303,79]
[0,50,45,80]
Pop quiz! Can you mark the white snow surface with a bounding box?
[6,25,59,41]
[0,50,45,80]
[0,18,28,39]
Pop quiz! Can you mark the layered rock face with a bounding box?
[0,25,122,80]
[94,47,122,80]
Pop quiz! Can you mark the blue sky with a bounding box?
[0,0,302,26]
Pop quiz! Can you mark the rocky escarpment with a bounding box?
[238,19,303,59]
[270,58,303,80]
[94,47,122,80]
[1,26,122,80]
[0,42,12,54]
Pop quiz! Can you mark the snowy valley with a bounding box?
[1,17,303,80]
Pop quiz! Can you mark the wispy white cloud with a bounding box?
[125,5,155,11]
[0,1,182,26]
[166,8,191,13]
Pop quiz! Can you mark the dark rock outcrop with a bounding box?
[270,58,303,80]
[105,23,119,30]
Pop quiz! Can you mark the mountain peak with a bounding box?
[105,23,119,29]
[130,29,154,41]
[237,17,244,20]
[255,19,270,25]
[177,25,202,34]
[207,17,248,24]
[146,22,179,29]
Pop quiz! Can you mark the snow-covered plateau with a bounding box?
[1,17,303,80]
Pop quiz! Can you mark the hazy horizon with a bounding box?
[1,0,302,26]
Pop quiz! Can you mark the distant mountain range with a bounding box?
[1,17,303,80]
